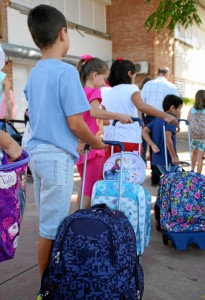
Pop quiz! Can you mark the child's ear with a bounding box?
[92,71,98,79]
[59,27,67,41]
[128,71,132,78]
[170,105,175,112]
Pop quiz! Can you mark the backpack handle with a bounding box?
[81,141,124,210]
[112,117,144,127]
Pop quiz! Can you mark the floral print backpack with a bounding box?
[156,171,205,232]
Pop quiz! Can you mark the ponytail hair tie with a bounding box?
[117,57,123,62]
[80,54,93,62]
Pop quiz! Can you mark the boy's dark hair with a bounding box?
[27,5,67,49]
[76,58,108,87]
[194,89,205,110]
[162,95,183,111]
[108,59,136,87]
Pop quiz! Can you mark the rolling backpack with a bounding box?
[39,204,144,299]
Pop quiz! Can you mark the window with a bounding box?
[10,0,109,33]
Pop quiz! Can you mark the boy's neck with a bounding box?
[166,110,175,117]
[41,45,64,60]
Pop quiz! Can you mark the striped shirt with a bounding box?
[141,76,180,111]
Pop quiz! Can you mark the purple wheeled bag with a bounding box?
[0,150,29,262]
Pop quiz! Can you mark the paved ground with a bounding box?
[0,106,205,300]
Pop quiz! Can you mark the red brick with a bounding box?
[107,0,175,85]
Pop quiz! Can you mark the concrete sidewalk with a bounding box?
[0,106,205,300]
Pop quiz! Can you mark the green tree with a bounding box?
[145,0,202,32]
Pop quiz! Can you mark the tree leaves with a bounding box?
[144,0,202,32]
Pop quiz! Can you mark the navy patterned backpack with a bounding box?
[40,204,144,299]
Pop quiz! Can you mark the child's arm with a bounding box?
[90,100,133,124]
[0,131,22,161]
[132,91,177,124]
[67,113,106,150]
[2,77,13,119]
[166,131,179,165]
[101,105,110,126]
[142,127,160,153]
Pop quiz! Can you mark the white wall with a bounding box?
[174,41,205,98]
[174,5,205,98]
[7,7,112,61]
[11,0,110,32]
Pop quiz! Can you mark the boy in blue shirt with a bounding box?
[25,4,107,280]
[142,95,183,174]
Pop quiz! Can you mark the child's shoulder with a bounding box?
[84,87,101,99]
[38,59,77,74]
[152,117,163,125]
[147,117,162,130]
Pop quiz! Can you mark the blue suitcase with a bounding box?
[84,139,151,256]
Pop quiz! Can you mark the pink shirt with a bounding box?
[76,87,105,165]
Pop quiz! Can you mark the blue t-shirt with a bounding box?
[24,59,90,160]
[147,117,177,165]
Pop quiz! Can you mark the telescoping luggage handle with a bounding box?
[163,119,193,172]
[112,117,144,156]
[80,141,124,210]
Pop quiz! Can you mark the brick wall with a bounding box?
[0,0,8,42]
[0,0,13,88]
[106,0,175,86]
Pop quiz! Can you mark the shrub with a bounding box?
[182,97,194,105]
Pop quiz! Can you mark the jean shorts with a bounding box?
[29,144,75,240]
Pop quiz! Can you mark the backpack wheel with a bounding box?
[162,234,169,246]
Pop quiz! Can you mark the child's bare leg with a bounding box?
[196,150,204,174]
[76,190,81,210]
[76,191,90,210]
[38,237,54,276]
[192,149,198,171]
[83,196,91,209]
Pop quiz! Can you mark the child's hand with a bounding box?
[77,137,107,154]
[176,123,180,132]
[151,144,160,154]
[77,139,86,155]
[117,114,133,124]
[4,140,22,161]
[164,114,177,124]
[171,156,180,165]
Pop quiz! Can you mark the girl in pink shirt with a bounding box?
[76,54,133,209]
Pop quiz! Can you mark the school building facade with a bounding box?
[1,0,205,119]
